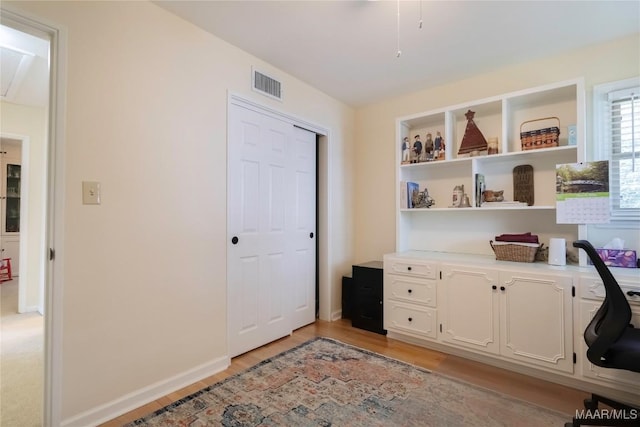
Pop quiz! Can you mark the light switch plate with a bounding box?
[82,181,101,205]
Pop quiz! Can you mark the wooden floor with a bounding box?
[100,319,589,426]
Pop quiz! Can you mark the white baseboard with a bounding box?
[331,310,343,321]
[61,355,230,427]
[21,304,40,313]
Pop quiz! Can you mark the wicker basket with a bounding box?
[520,117,560,151]
[490,241,542,263]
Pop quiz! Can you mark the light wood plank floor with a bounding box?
[101,319,589,426]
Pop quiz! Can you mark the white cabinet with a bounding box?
[578,273,640,394]
[395,79,585,255]
[383,256,438,339]
[439,264,499,354]
[383,251,640,399]
[0,141,21,277]
[439,262,574,373]
[498,270,573,373]
[579,301,640,393]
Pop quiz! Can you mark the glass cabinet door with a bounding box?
[5,163,20,233]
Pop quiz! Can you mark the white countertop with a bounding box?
[384,250,640,283]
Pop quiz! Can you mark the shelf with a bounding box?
[400,156,471,169]
[400,145,577,169]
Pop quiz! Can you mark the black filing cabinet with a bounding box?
[351,261,386,335]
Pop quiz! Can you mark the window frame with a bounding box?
[592,77,640,223]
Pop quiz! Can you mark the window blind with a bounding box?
[608,86,640,219]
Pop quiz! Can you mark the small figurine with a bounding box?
[412,187,435,208]
[434,131,444,160]
[452,184,464,207]
[458,110,488,156]
[412,135,423,163]
[401,137,410,164]
[424,133,434,160]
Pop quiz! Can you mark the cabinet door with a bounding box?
[499,271,573,373]
[2,161,21,234]
[439,264,499,354]
[580,301,640,393]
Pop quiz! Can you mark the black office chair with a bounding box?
[566,240,640,427]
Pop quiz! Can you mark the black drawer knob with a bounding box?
[408,289,412,293]
[407,266,412,271]
[492,285,497,290]
[408,317,413,322]
[500,286,505,291]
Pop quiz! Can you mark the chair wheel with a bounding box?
[584,397,598,410]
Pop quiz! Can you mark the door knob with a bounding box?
[309,232,314,238]
[231,236,239,245]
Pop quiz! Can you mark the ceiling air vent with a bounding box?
[252,68,282,101]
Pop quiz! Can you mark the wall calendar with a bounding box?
[556,161,610,224]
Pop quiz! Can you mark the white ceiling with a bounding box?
[0,24,49,108]
[155,0,640,107]
[2,2,638,109]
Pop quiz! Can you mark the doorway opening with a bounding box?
[0,12,58,427]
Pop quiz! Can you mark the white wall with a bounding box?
[354,34,640,263]
[5,1,355,423]
[0,101,47,312]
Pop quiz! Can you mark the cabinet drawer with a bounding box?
[578,274,640,306]
[386,301,437,339]
[386,259,437,279]
[386,274,436,307]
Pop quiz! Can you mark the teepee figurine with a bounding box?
[458,110,488,156]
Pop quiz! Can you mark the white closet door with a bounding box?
[227,104,316,357]
[290,126,317,330]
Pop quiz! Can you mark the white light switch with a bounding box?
[82,181,101,205]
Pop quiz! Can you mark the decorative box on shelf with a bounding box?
[520,117,560,151]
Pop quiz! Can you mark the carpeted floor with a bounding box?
[0,279,44,427]
[126,337,568,426]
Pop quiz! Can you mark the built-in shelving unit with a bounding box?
[395,78,586,256]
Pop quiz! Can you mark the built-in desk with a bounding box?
[383,250,640,406]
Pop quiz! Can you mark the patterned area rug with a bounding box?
[126,337,568,426]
